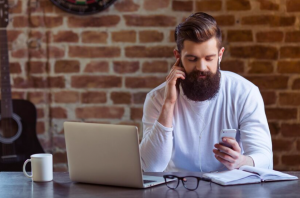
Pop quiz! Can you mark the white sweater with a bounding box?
[139,70,273,172]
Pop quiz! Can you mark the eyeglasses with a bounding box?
[163,175,211,191]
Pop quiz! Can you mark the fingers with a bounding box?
[173,58,180,67]
[222,138,241,153]
[166,69,186,84]
[213,149,235,163]
[214,143,239,159]
[214,155,235,170]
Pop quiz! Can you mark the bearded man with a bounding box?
[139,12,273,172]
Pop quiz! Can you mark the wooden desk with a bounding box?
[0,172,299,198]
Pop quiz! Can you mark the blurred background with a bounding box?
[2,0,300,171]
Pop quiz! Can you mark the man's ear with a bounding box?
[218,47,225,62]
[173,48,180,59]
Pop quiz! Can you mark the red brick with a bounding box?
[53,31,79,43]
[273,155,279,167]
[48,76,65,88]
[281,124,300,137]
[227,30,253,42]
[124,15,176,27]
[131,107,143,120]
[111,92,131,104]
[126,77,165,88]
[7,30,22,42]
[9,0,22,14]
[55,60,80,73]
[84,61,109,73]
[11,48,27,58]
[82,31,108,43]
[265,108,297,120]
[39,0,55,13]
[230,46,278,60]
[272,139,293,151]
[248,61,273,74]
[214,15,235,26]
[280,46,300,59]
[114,0,140,12]
[26,61,48,74]
[261,91,276,105]
[241,15,295,26]
[31,16,63,28]
[133,92,148,104]
[69,46,120,58]
[53,136,66,149]
[282,155,300,166]
[220,60,244,73]
[285,31,300,43]
[53,152,67,164]
[54,91,79,103]
[172,1,193,11]
[10,62,22,74]
[11,92,25,100]
[113,61,139,74]
[36,121,45,135]
[246,76,288,90]
[286,0,300,12]
[68,16,120,27]
[37,108,44,119]
[278,61,300,74]
[196,1,222,11]
[268,122,280,136]
[71,76,122,88]
[50,107,67,119]
[279,93,300,106]
[256,31,283,42]
[111,30,136,43]
[28,92,48,104]
[13,77,47,88]
[169,30,175,42]
[297,140,300,151]
[142,61,169,73]
[144,0,169,11]
[139,30,163,43]
[125,46,174,58]
[258,0,279,10]
[81,92,107,104]
[13,16,28,27]
[226,0,251,10]
[292,79,300,90]
[76,106,124,119]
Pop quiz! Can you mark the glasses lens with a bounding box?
[165,176,179,189]
[182,177,198,190]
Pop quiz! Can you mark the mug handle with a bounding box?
[23,159,32,178]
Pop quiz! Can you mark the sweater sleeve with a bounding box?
[139,93,174,172]
[239,86,273,169]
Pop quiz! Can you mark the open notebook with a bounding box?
[203,165,298,186]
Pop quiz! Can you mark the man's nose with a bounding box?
[196,60,208,71]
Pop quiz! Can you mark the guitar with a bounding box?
[0,0,44,171]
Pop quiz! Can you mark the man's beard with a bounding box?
[181,63,221,102]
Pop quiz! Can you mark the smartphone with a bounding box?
[176,59,184,90]
[219,129,237,148]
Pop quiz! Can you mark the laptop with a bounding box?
[64,121,167,188]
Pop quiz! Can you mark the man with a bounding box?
[139,12,273,172]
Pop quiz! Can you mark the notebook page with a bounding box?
[203,169,261,185]
[239,165,298,181]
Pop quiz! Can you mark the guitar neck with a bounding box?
[0,29,13,118]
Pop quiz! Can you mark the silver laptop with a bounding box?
[64,121,166,188]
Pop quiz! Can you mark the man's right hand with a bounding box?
[164,58,186,105]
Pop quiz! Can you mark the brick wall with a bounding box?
[3,0,300,171]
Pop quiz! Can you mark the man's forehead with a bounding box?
[182,38,218,56]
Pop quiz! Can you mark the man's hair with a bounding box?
[175,12,222,52]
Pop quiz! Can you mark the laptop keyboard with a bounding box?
[143,180,156,184]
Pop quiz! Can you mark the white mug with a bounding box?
[23,153,53,182]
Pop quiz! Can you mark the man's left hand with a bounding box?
[213,138,253,170]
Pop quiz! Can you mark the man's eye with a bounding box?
[206,59,213,62]
[188,59,197,62]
